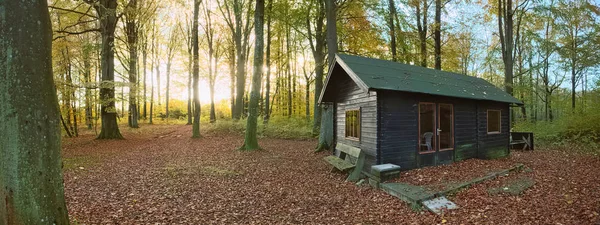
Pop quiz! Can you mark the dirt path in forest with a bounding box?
[62,125,600,224]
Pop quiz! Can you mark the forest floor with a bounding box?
[63,125,600,224]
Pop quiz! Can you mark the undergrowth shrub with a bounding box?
[514,107,600,153]
[203,116,314,140]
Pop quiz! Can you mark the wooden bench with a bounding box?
[323,143,365,182]
[510,132,534,150]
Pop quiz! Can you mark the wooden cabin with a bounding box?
[318,54,523,171]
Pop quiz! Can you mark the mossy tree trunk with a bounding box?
[316,0,337,152]
[242,0,265,151]
[96,0,124,139]
[315,104,334,152]
[0,1,70,223]
[192,0,202,138]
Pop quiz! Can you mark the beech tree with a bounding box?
[242,0,265,150]
[192,0,202,138]
[0,1,70,223]
[89,0,124,139]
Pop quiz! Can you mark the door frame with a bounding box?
[437,103,455,152]
[417,102,455,166]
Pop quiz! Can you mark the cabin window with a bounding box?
[487,110,501,134]
[345,109,360,140]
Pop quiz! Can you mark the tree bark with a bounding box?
[149,20,156,124]
[434,0,441,70]
[97,0,124,139]
[310,0,325,135]
[192,0,202,138]
[126,0,140,128]
[498,0,514,96]
[0,1,70,223]
[143,33,148,120]
[416,0,429,67]
[242,0,265,150]
[84,46,93,129]
[317,0,337,151]
[233,0,246,120]
[264,0,272,124]
[388,0,398,62]
[229,45,236,119]
[187,20,193,125]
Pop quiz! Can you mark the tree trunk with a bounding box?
[233,0,246,120]
[166,59,171,120]
[305,81,311,120]
[84,47,93,129]
[571,64,576,111]
[149,20,156,124]
[126,0,139,128]
[187,25,193,125]
[143,34,148,120]
[156,58,161,106]
[311,0,325,135]
[97,0,124,139]
[416,0,428,67]
[498,0,514,96]
[229,45,236,119]
[192,0,202,138]
[0,1,70,223]
[242,0,265,150]
[388,0,398,62]
[264,0,272,123]
[434,0,441,70]
[286,21,292,118]
[317,0,337,151]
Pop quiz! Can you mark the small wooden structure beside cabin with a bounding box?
[318,54,523,171]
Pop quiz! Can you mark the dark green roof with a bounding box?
[324,54,522,105]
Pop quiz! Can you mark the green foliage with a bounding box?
[203,116,313,140]
[514,106,600,152]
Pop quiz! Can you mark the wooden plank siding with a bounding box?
[324,65,378,171]
[377,91,509,170]
[321,64,511,172]
[476,101,511,159]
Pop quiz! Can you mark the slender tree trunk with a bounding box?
[498,0,514,96]
[64,49,74,132]
[416,0,428,67]
[143,36,148,119]
[97,0,124,139]
[571,64,576,110]
[434,0,441,70]
[264,0,272,123]
[187,26,193,125]
[311,0,325,135]
[126,0,139,128]
[233,0,246,120]
[192,0,202,138]
[0,1,70,222]
[305,81,311,120]
[84,48,93,129]
[229,45,236,119]
[166,59,171,120]
[242,0,265,150]
[388,0,398,62]
[72,89,79,137]
[286,20,292,118]
[149,20,156,124]
[156,58,161,106]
